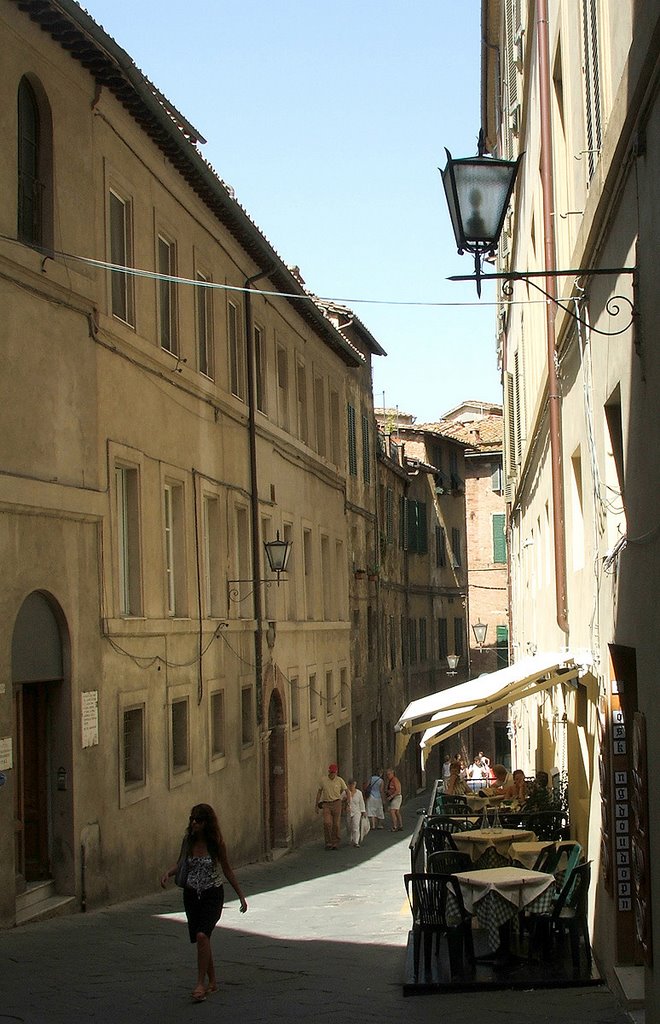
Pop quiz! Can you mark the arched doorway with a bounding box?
[267,689,288,849]
[12,591,68,890]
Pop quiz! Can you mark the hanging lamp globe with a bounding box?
[441,129,521,295]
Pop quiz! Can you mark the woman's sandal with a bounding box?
[192,987,207,1003]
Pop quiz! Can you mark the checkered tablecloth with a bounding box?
[452,867,556,952]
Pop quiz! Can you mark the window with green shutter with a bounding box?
[347,404,357,476]
[492,513,507,563]
[496,625,509,668]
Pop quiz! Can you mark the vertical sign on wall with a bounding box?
[611,693,632,914]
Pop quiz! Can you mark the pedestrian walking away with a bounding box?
[316,763,348,849]
[160,802,248,1003]
[365,769,386,830]
[384,767,403,831]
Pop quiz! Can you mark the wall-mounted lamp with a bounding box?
[472,620,488,647]
[228,532,293,603]
[441,129,637,335]
[446,654,460,676]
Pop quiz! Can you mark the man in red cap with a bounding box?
[315,763,348,849]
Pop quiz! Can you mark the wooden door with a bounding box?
[14,683,50,884]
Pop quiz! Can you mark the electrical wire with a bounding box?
[0,232,571,310]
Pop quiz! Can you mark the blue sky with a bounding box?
[82,0,501,421]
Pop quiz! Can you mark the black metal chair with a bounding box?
[527,861,592,976]
[404,872,475,980]
[427,850,473,875]
[532,844,563,874]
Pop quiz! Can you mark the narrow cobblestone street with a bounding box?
[0,799,633,1024]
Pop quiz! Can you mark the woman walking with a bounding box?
[161,803,248,1003]
[384,767,403,831]
[364,770,386,830]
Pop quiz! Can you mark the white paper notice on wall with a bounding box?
[81,691,99,748]
[0,737,13,771]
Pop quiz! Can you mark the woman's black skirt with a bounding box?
[183,884,224,943]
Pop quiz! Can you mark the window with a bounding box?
[492,514,507,564]
[254,325,266,412]
[491,459,504,493]
[571,449,585,570]
[228,301,245,400]
[436,525,447,568]
[241,686,254,746]
[389,615,396,669]
[109,189,134,325]
[210,690,226,758]
[123,705,145,786]
[454,617,464,659]
[313,376,326,457]
[401,614,408,665]
[234,506,251,609]
[361,414,371,484]
[325,670,334,716]
[157,235,178,353]
[115,465,142,615]
[582,0,602,182]
[309,672,318,721]
[171,698,189,772]
[340,668,348,711]
[437,617,448,660]
[409,619,418,663]
[329,389,341,465]
[321,535,332,619]
[196,272,213,378]
[296,360,308,443]
[290,675,300,729]
[496,625,509,669]
[164,482,186,616]
[407,500,428,554]
[451,527,462,567]
[385,487,394,543]
[419,618,427,662]
[18,77,51,247]
[303,528,313,619]
[276,345,289,429]
[203,495,222,616]
[284,522,296,620]
[347,403,357,476]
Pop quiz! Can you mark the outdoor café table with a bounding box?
[509,838,575,870]
[509,839,553,869]
[452,827,536,868]
[452,866,556,953]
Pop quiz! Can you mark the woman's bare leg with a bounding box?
[193,933,211,999]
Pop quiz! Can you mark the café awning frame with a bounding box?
[394,650,592,765]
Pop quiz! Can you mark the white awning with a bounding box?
[395,650,592,765]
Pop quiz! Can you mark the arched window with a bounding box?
[17,76,53,248]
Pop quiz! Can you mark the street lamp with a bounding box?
[263,531,292,578]
[446,654,460,676]
[441,129,521,297]
[228,532,292,602]
[441,130,637,334]
[472,620,488,647]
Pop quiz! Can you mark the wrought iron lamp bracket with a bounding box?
[227,578,285,603]
[449,265,638,338]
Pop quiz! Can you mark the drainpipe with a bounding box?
[244,267,273,729]
[537,0,569,635]
[244,266,272,860]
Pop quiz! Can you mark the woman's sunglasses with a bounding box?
[190,815,207,823]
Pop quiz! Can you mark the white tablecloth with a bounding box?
[452,828,536,863]
[453,866,556,950]
[509,840,553,869]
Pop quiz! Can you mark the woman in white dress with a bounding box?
[365,771,385,830]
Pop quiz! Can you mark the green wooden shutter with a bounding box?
[492,513,507,563]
